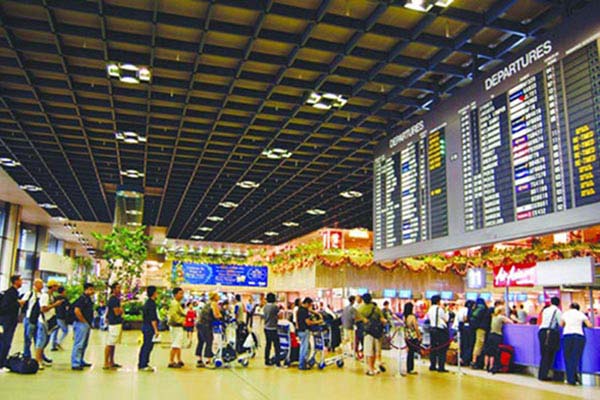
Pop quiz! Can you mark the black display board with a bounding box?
[374,2,600,261]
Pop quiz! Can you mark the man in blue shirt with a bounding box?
[71,283,95,370]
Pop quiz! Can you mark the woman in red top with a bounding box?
[184,302,196,344]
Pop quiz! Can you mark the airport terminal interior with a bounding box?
[0,0,599,399]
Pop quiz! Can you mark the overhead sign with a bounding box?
[536,257,595,286]
[493,262,536,287]
[322,230,344,250]
[466,268,487,289]
[175,262,268,288]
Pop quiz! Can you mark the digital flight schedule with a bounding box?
[374,2,600,260]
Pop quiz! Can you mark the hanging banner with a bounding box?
[493,262,536,287]
[173,262,268,288]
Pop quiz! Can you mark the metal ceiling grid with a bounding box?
[0,0,576,245]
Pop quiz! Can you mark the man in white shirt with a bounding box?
[23,279,43,358]
[35,280,63,369]
[427,295,449,373]
[537,297,562,381]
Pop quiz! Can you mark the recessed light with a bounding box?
[340,190,363,199]
[250,239,263,244]
[0,157,21,167]
[191,235,205,240]
[306,91,348,110]
[198,227,213,232]
[404,0,453,12]
[19,184,43,192]
[236,180,260,189]
[39,203,57,209]
[127,222,141,227]
[306,208,326,216]
[115,131,147,144]
[219,201,238,208]
[264,231,279,237]
[52,217,68,223]
[126,210,143,216]
[207,216,224,222]
[120,169,144,179]
[261,148,292,160]
[282,221,299,227]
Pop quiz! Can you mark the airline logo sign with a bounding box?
[322,230,344,250]
[493,262,537,287]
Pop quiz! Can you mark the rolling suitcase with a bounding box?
[497,344,514,373]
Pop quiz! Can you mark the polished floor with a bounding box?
[0,327,597,400]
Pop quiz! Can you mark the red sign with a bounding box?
[322,230,344,250]
[493,262,536,287]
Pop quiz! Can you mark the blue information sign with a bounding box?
[176,262,268,288]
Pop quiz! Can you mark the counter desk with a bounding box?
[503,325,600,374]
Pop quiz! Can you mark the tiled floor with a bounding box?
[0,328,597,400]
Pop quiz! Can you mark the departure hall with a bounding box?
[0,1,599,399]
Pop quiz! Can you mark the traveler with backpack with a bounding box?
[0,274,26,371]
[427,295,450,373]
[537,297,562,381]
[103,282,124,370]
[23,279,44,359]
[358,293,387,376]
[195,292,222,368]
[50,286,69,351]
[138,286,160,372]
[35,280,63,370]
[71,283,95,370]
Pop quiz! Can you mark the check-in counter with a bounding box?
[503,324,600,374]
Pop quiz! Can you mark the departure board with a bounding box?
[374,2,600,260]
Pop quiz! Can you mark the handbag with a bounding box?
[543,310,560,349]
[47,315,58,333]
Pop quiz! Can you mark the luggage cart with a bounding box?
[275,322,299,366]
[310,323,345,370]
[212,320,251,368]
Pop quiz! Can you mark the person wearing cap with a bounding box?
[0,274,26,371]
[35,280,64,370]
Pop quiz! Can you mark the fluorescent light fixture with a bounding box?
[264,231,279,237]
[306,208,326,216]
[19,184,43,192]
[250,239,263,244]
[198,227,213,232]
[349,228,370,239]
[39,203,57,209]
[120,169,144,179]
[120,76,140,84]
[219,201,238,209]
[127,222,142,227]
[340,190,363,199]
[236,180,260,189]
[404,0,453,12]
[261,148,292,160]
[207,216,224,222]
[191,235,205,240]
[106,62,151,84]
[115,131,147,144]
[306,91,348,110]
[126,210,143,216]
[52,217,68,223]
[282,221,299,227]
[0,157,21,167]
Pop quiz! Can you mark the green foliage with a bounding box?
[122,301,144,315]
[92,226,151,291]
[64,284,83,303]
[123,314,143,322]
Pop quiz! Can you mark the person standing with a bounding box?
[246,299,255,328]
[233,294,246,353]
[456,300,474,366]
[483,306,512,373]
[341,296,357,357]
[138,286,160,372]
[263,293,281,367]
[358,294,386,376]
[168,287,186,368]
[297,297,322,370]
[35,280,63,370]
[470,298,488,368]
[403,302,422,375]
[50,286,69,351]
[427,295,449,373]
[560,303,592,385]
[0,275,26,370]
[196,292,222,368]
[184,302,196,345]
[23,279,43,358]
[517,304,528,324]
[71,283,95,370]
[538,297,562,381]
[103,283,123,370]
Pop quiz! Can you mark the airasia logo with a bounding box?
[493,263,536,287]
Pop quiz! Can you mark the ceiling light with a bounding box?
[264,231,279,237]
[306,208,326,216]
[191,235,205,240]
[198,227,213,232]
[340,190,363,199]
[106,62,151,84]
[404,0,453,12]
[0,157,21,167]
[52,217,68,223]
[282,221,299,227]
[120,169,144,179]
[19,184,43,192]
[115,131,147,144]
[236,180,260,189]
[126,210,143,216]
[306,91,348,110]
[207,216,224,222]
[261,148,292,160]
[219,201,238,209]
[127,222,141,227]
[250,239,263,244]
[39,203,57,209]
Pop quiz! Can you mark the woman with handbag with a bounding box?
[403,302,422,375]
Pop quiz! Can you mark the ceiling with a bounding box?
[0,0,583,247]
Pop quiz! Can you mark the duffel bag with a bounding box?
[7,353,39,374]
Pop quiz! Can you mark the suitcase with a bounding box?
[497,344,514,373]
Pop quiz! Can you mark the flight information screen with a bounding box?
[374,2,600,260]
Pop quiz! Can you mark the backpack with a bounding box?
[28,293,41,325]
[365,306,384,339]
[7,353,39,374]
[0,291,7,316]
